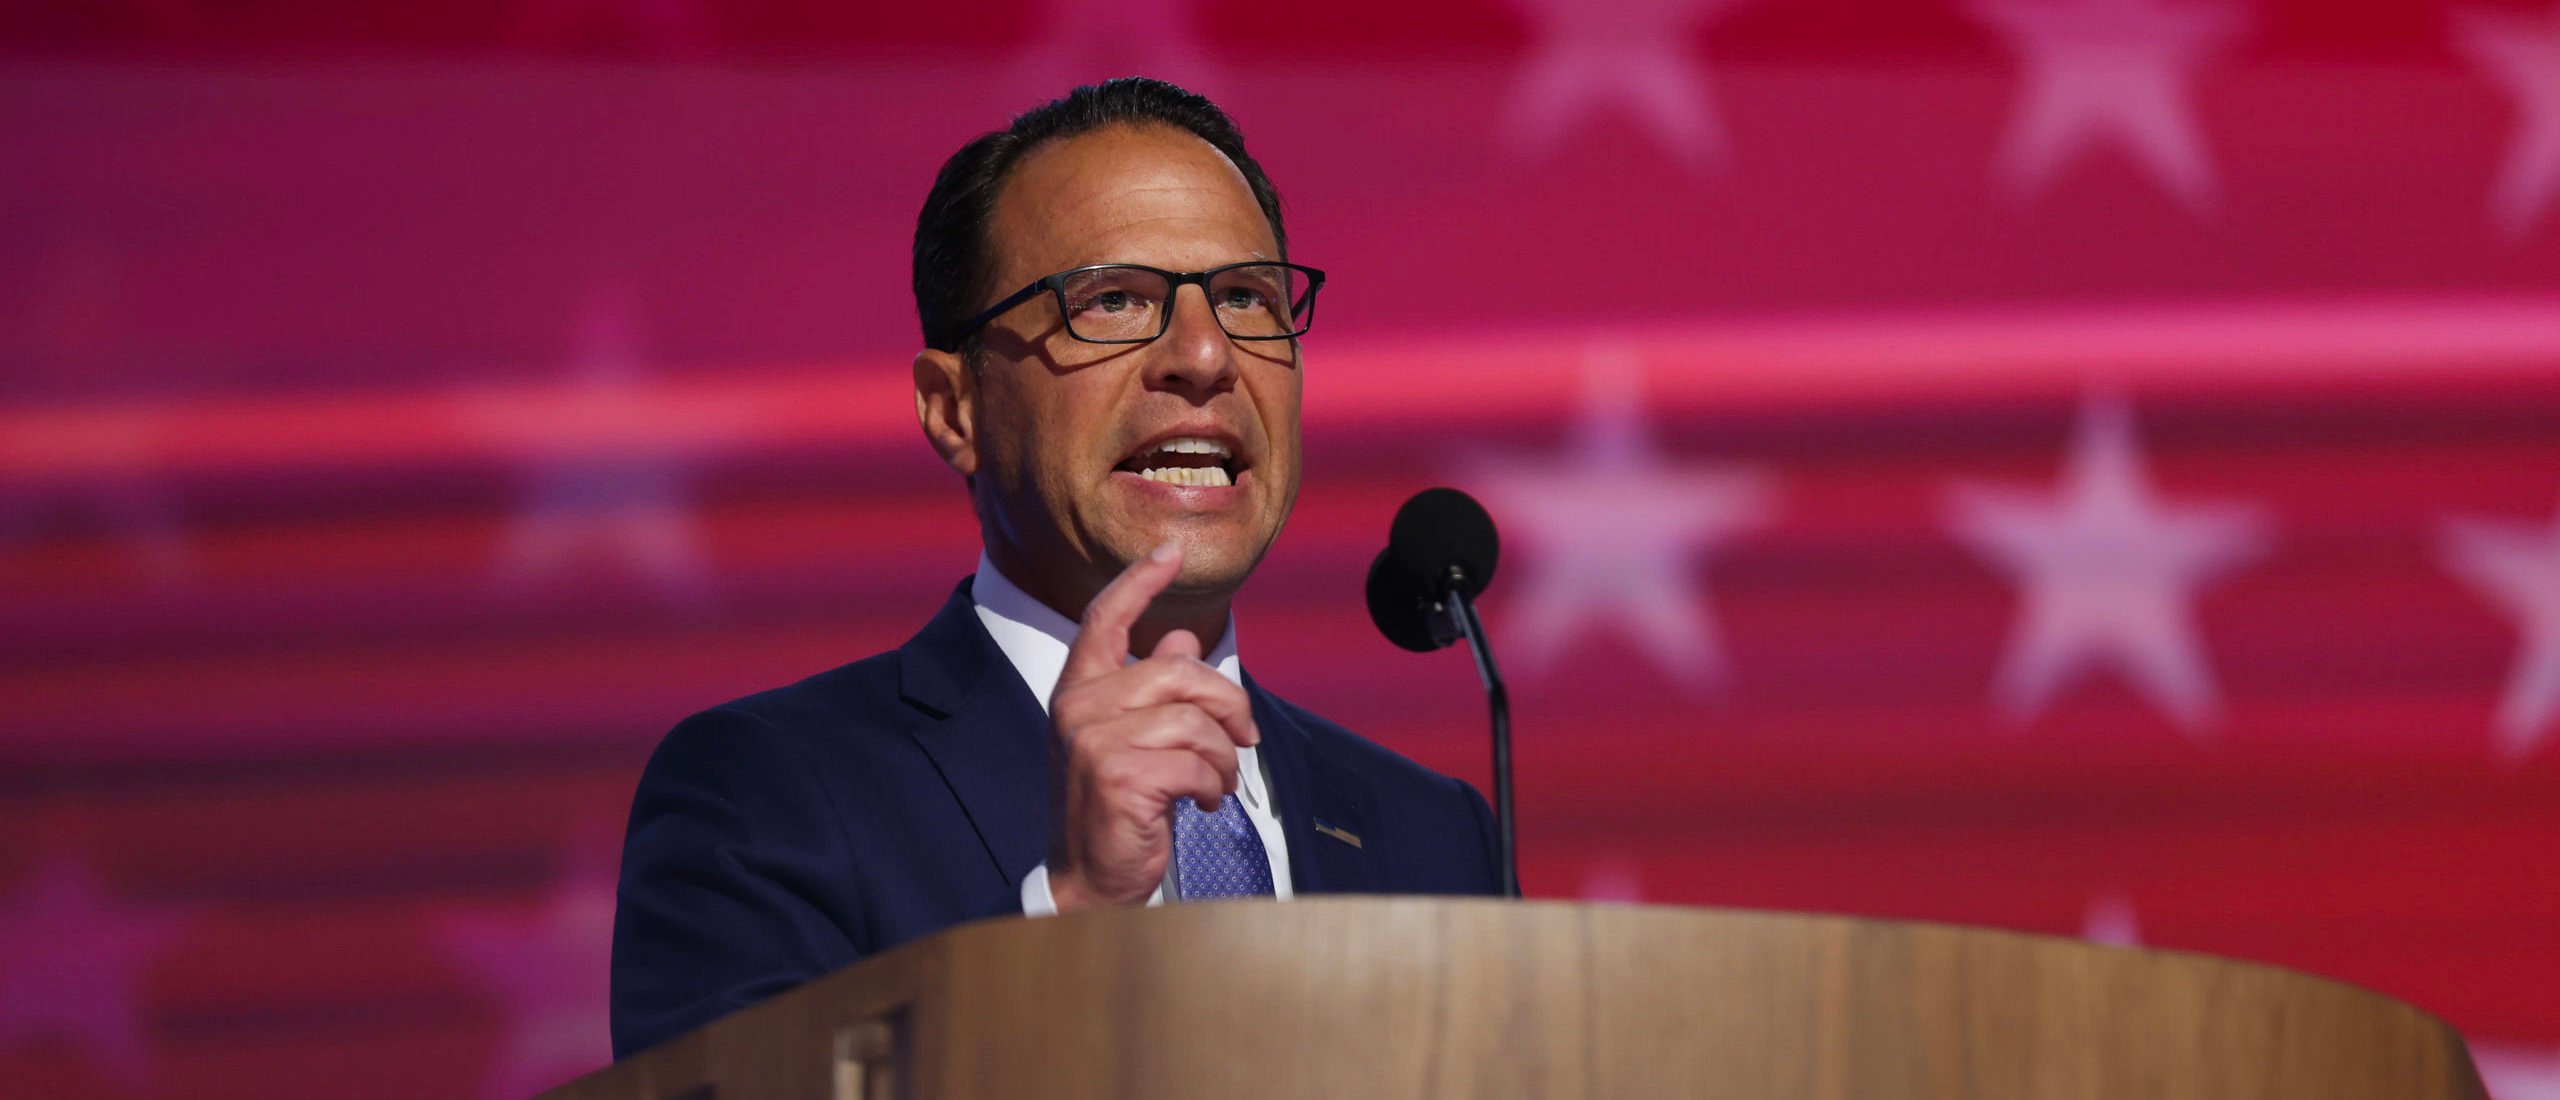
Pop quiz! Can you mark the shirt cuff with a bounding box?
[1021,861,1059,917]
[1022,861,1179,913]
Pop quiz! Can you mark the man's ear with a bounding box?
[914,347,978,478]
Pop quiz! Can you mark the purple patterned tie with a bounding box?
[1171,793,1275,899]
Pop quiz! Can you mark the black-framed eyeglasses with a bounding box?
[948,261,1325,350]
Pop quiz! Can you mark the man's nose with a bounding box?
[1143,283,1240,398]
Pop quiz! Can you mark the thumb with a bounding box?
[1152,628,1203,662]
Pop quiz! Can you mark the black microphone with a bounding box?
[1365,487,1519,898]
[1366,487,1502,650]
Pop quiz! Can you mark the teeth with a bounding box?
[1149,437,1232,458]
[1138,466,1234,487]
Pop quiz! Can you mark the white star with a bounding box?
[2474,1041,2560,1100]
[1009,0,1225,107]
[1500,0,1752,172]
[2456,4,2560,238]
[2080,889,2143,946]
[1963,0,2245,214]
[0,858,188,1090]
[2440,495,2560,760]
[1944,394,2270,733]
[1465,346,1774,692]
[438,822,619,1100]
[470,279,741,610]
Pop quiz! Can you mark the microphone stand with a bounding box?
[1438,566,1518,899]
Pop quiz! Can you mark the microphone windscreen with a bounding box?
[1388,487,1499,597]
[1365,548,1448,652]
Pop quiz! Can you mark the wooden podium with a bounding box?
[545,899,2485,1099]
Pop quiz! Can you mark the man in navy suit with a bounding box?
[609,77,1502,1059]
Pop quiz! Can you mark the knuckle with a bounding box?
[1063,721,1121,763]
[1055,685,1116,724]
[1090,757,1131,793]
[1051,684,1089,716]
[1092,753,1140,789]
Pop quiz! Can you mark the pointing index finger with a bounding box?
[1062,540,1183,683]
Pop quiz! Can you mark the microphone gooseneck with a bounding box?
[1365,488,1519,899]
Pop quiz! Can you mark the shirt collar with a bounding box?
[969,552,1241,715]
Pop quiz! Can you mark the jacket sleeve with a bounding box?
[609,705,865,1059]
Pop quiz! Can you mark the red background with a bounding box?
[2,1,2556,1096]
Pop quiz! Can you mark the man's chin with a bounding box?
[1101,525,1264,595]
[1089,474,1286,591]
[1167,553,1259,597]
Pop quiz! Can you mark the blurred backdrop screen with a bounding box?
[2,0,2556,1096]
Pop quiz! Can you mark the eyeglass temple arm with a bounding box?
[951,278,1055,347]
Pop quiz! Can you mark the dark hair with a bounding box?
[911,77,1289,352]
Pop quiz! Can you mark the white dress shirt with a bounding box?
[969,554,1294,914]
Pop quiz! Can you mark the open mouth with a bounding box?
[1114,436,1243,488]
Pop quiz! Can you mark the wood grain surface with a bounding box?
[545,899,2486,1099]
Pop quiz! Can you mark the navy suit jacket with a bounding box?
[609,578,1502,1058]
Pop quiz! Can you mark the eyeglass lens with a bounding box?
[1056,265,1310,342]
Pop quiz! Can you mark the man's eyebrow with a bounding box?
[1054,253,1277,269]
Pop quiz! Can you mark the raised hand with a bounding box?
[1044,541,1261,910]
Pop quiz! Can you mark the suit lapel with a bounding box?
[1248,674,1381,895]
[899,580,1054,892]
